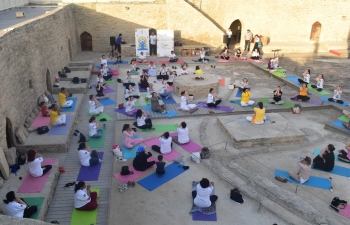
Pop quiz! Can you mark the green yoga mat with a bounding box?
[88,129,106,148]
[22,197,44,219]
[70,188,100,225]
[259,98,295,108]
[104,79,115,83]
[141,124,178,132]
[84,110,113,121]
[270,71,286,78]
[338,115,349,123]
[263,64,267,68]
[141,93,151,105]
[307,84,330,95]
[134,101,142,107]
[277,68,286,73]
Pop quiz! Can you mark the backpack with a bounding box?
[17,152,26,165]
[191,152,201,164]
[330,197,347,212]
[120,166,133,175]
[293,104,300,114]
[72,77,80,84]
[200,147,210,159]
[9,164,20,175]
[58,71,67,78]
[37,126,49,135]
[78,133,87,143]
[64,67,71,73]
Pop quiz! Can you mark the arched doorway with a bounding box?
[46,69,52,93]
[68,38,72,60]
[80,32,92,51]
[6,118,14,148]
[310,22,321,41]
[149,28,157,56]
[229,20,242,47]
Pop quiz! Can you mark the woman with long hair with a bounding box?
[27,149,52,177]
[207,88,221,113]
[122,124,143,148]
[89,116,103,138]
[78,142,102,167]
[3,191,37,218]
[220,48,230,60]
[328,86,344,104]
[269,86,284,104]
[135,109,154,130]
[311,74,324,91]
[96,81,109,99]
[298,69,310,84]
[296,83,310,101]
[74,181,98,211]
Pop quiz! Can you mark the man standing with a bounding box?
[149,32,157,56]
[244,29,252,51]
[226,28,232,49]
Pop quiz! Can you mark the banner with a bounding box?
[157,30,174,57]
[135,28,150,56]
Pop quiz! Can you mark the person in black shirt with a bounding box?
[312,144,335,171]
[156,155,166,176]
[269,86,284,104]
[133,146,155,171]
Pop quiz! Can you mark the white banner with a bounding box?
[157,30,174,57]
[135,28,150,56]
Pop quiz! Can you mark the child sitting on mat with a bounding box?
[40,102,51,117]
[238,78,249,92]
[328,86,343,104]
[288,156,311,184]
[156,155,166,176]
[180,65,188,75]
[267,58,275,71]
[194,66,203,80]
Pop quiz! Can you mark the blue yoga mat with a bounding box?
[121,136,139,159]
[138,163,187,191]
[161,96,177,104]
[61,98,77,112]
[236,90,242,98]
[98,98,116,106]
[320,96,349,106]
[95,65,113,71]
[314,165,350,177]
[77,152,103,181]
[48,116,72,135]
[107,61,117,65]
[142,105,178,118]
[332,120,350,131]
[286,76,300,86]
[274,169,331,190]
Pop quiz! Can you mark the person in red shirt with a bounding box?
[40,102,50,117]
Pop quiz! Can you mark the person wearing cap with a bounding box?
[133,146,156,171]
[312,144,335,171]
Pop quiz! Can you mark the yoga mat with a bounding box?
[95,65,113,70]
[192,59,216,62]
[142,105,178,118]
[70,188,100,225]
[143,137,183,161]
[158,59,185,63]
[314,164,350,177]
[22,197,44,219]
[219,77,225,86]
[274,169,331,190]
[138,163,187,191]
[98,98,116,106]
[77,152,103,181]
[31,115,50,127]
[339,205,350,219]
[88,129,106,148]
[307,84,330,95]
[104,79,115,83]
[61,98,77,112]
[112,60,129,64]
[84,110,113,121]
[161,96,177,104]
[338,115,349,123]
[277,68,287,73]
[286,75,301,86]
[290,94,323,105]
[192,212,217,221]
[114,157,157,183]
[18,159,56,193]
[259,98,295,108]
[48,116,72,135]
[138,86,148,93]
[141,93,151,105]
[114,107,140,118]
[313,148,342,162]
[170,132,202,153]
[218,59,229,63]
[121,135,139,159]
[197,102,234,112]
[236,116,273,126]
[332,120,350,131]
[141,124,178,132]
[91,85,115,94]
[236,89,242,97]
[320,96,349,106]
[230,100,253,108]
[270,71,286,78]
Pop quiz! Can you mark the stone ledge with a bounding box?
[0,215,52,225]
[51,81,88,94]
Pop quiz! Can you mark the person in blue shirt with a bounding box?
[114,33,126,55]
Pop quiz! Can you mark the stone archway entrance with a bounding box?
[80,32,92,51]
[46,69,52,93]
[310,22,321,41]
[6,118,14,148]
[229,20,242,47]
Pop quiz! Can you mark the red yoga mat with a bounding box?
[219,77,225,86]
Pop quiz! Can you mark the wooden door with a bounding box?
[310,22,321,41]
[80,32,92,51]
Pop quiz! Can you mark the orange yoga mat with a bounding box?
[219,77,225,86]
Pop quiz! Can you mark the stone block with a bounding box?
[4,147,17,166]
[30,112,36,119]
[24,123,30,128]
[45,90,51,96]
[33,108,40,116]
[0,177,3,188]
[15,129,27,144]
[20,126,29,137]
[27,127,37,133]
[25,116,34,125]
[0,147,10,180]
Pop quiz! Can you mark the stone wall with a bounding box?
[0,5,79,149]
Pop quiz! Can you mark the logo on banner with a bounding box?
[137,36,148,50]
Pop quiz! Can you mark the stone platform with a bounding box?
[174,74,219,98]
[51,81,88,94]
[59,71,91,82]
[217,113,306,148]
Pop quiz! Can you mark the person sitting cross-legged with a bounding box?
[269,86,284,104]
[27,149,52,178]
[288,156,311,184]
[122,124,143,149]
[74,181,98,211]
[133,146,156,171]
[172,122,189,145]
[50,104,66,126]
[59,87,73,108]
[241,88,254,106]
[312,144,335,172]
[89,95,104,116]
[246,102,266,125]
[3,191,37,218]
[192,178,218,208]
[78,142,102,167]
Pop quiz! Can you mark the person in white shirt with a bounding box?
[192,178,218,208]
[99,55,109,67]
[311,74,324,91]
[172,122,189,144]
[180,65,188,75]
[138,52,147,63]
[124,84,140,101]
[250,49,260,60]
[168,51,178,62]
[159,80,173,99]
[123,71,136,87]
[78,142,102,167]
[298,69,311,84]
[167,71,176,86]
[135,109,155,130]
[130,59,139,75]
[180,91,197,112]
[151,132,172,154]
[207,88,221,113]
[148,61,157,77]
[273,56,279,69]
[125,97,138,116]
[74,181,98,211]
[226,28,232,48]
[157,64,169,80]
[328,86,344,104]
[89,95,104,116]
[149,32,157,56]
[145,83,155,100]
[96,74,106,87]
[27,149,52,178]
[3,191,37,218]
[100,64,112,81]
[198,47,208,63]
[89,116,103,138]
[239,78,249,92]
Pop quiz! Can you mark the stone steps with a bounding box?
[51,81,88,94]
[58,71,91,82]
[68,65,93,71]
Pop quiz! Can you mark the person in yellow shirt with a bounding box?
[296,83,310,101]
[194,66,203,80]
[240,88,255,106]
[58,87,73,108]
[50,104,66,126]
[246,102,266,124]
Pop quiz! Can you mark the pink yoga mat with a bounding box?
[143,138,182,161]
[114,157,156,183]
[17,159,56,193]
[167,86,173,92]
[218,59,229,62]
[339,205,350,219]
[170,132,202,153]
[31,115,50,128]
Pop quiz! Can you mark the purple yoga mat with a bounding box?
[197,102,234,112]
[170,132,202,153]
[114,108,141,118]
[192,212,217,221]
[290,94,323,105]
[77,152,104,181]
[91,84,115,94]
